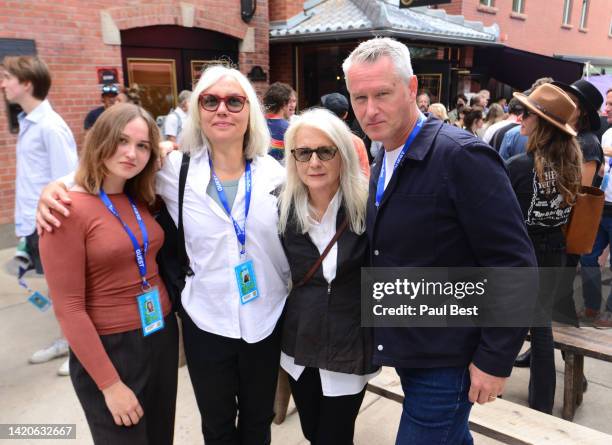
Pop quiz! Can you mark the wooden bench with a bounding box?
[527,326,612,420]
[367,367,612,445]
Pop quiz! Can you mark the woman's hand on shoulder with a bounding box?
[157,140,179,171]
[36,181,72,234]
[101,380,144,427]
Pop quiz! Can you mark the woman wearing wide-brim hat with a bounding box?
[506,83,583,414]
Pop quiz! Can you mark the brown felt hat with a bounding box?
[512,83,577,137]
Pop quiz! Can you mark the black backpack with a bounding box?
[156,153,192,312]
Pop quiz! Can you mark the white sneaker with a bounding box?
[29,338,69,364]
[57,358,70,376]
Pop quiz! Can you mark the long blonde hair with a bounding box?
[75,103,160,204]
[278,108,368,235]
[526,117,582,207]
[180,65,270,159]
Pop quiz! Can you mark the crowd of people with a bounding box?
[2,35,612,445]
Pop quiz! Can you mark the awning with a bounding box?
[475,46,584,91]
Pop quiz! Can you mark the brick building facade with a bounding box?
[0,0,272,235]
[438,0,611,60]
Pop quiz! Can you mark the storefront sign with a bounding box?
[399,0,451,8]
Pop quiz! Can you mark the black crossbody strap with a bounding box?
[178,153,192,276]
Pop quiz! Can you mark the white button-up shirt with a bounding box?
[280,191,379,396]
[163,107,187,140]
[156,149,290,343]
[15,100,78,237]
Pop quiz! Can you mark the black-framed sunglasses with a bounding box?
[199,94,248,113]
[292,146,338,162]
[521,108,532,119]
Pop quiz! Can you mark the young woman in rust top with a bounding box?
[39,103,178,445]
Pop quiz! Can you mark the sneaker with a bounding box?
[57,358,70,376]
[29,339,69,364]
[14,237,31,267]
[593,311,612,329]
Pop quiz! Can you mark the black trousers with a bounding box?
[528,230,565,414]
[70,314,179,445]
[288,367,366,445]
[553,253,580,326]
[181,311,281,445]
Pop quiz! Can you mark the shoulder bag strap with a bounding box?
[178,153,193,276]
[295,217,349,288]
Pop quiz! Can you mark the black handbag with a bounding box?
[156,153,192,312]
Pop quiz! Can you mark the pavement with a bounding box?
[1,245,611,444]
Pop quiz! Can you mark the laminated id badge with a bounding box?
[137,287,164,336]
[234,260,259,304]
[28,291,52,312]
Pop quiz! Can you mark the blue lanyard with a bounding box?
[209,158,252,256]
[99,189,150,289]
[375,114,426,207]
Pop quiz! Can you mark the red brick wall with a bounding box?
[269,43,295,87]
[269,0,305,22]
[0,0,269,227]
[449,0,611,58]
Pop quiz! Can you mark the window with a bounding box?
[563,0,572,25]
[480,0,495,6]
[580,0,589,29]
[512,0,525,13]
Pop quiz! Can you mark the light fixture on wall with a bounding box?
[241,0,256,23]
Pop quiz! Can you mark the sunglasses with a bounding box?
[521,108,532,119]
[292,146,338,162]
[199,94,247,113]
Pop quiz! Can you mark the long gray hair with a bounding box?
[278,108,368,235]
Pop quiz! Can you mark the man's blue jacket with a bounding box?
[367,117,537,377]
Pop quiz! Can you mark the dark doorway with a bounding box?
[121,25,239,118]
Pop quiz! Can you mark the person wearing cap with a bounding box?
[163,89,191,143]
[321,92,370,177]
[84,83,119,130]
[507,83,583,414]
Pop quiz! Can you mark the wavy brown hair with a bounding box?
[75,103,160,204]
[526,117,582,207]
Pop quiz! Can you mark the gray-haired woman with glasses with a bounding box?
[277,108,379,445]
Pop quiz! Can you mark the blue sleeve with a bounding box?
[449,142,536,376]
[499,128,519,160]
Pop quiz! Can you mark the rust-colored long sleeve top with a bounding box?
[39,191,171,390]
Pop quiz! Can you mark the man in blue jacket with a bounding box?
[343,38,537,444]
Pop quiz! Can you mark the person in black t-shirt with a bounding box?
[550,80,605,329]
[507,83,582,415]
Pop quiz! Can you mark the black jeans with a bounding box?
[528,230,566,414]
[70,314,179,445]
[552,253,580,326]
[288,367,366,445]
[181,311,281,445]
